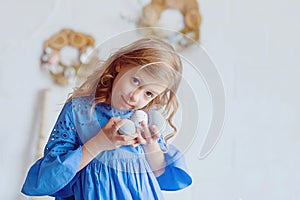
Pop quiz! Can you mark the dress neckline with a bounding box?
[96,102,134,118]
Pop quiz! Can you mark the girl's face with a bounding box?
[110,64,167,110]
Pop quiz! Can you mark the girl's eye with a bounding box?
[145,91,154,98]
[132,77,140,86]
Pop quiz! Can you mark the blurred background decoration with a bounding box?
[40,28,96,87]
[137,0,201,51]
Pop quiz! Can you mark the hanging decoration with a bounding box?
[138,0,201,50]
[41,29,95,86]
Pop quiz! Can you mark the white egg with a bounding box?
[148,110,166,132]
[131,110,148,130]
[119,119,136,135]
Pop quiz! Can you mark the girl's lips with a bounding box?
[121,96,133,108]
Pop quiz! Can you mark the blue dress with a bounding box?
[22,96,192,200]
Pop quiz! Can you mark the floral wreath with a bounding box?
[41,28,95,86]
[137,0,201,51]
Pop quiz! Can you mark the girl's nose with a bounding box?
[129,89,141,102]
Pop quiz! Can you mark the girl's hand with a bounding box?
[100,117,139,150]
[136,121,161,146]
[137,121,166,176]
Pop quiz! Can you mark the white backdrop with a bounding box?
[0,0,299,199]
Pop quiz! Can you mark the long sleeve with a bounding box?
[156,136,192,191]
[22,101,82,196]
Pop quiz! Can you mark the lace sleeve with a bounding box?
[22,101,82,196]
[156,136,193,191]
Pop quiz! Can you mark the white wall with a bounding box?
[1,0,299,199]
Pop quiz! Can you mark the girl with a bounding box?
[22,37,192,199]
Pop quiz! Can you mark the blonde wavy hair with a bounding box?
[67,37,182,145]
